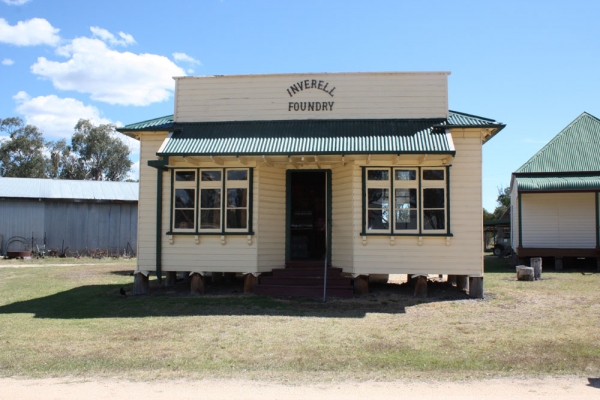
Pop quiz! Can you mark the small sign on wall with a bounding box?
[286,79,335,112]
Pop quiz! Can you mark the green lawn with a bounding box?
[0,256,598,382]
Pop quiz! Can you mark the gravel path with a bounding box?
[1,376,598,399]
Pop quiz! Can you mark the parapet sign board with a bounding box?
[174,72,449,123]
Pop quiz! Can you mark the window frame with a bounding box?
[168,167,254,235]
[172,170,197,232]
[361,166,451,236]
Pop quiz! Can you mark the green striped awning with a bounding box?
[515,174,600,191]
[157,119,455,156]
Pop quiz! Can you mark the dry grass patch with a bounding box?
[0,257,598,382]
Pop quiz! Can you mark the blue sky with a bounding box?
[1,0,598,210]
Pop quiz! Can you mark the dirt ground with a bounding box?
[1,376,598,399]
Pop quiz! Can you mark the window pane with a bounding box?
[368,188,389,209]
[396,210,417,230]
[395,188,417,208]
[200,210,221,229]
[395,169,416,181]
[367,169,389,181]
[174,210,194,229]
[424,188,445,208]
[368,209,389,230]
[201,189,221,208]
[227,188,247,208]
[175,189,195,208]
[227,170,248,181]
[423,169,444,180]
[227,209,247,229]
[424,210,445,230]
[201,170,222,181]
[175,171,195,181]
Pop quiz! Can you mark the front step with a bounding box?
[255,265,354,298]
[285,260,332,268]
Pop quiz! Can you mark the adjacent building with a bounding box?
[0,177,138,257]
[510,112,600,269]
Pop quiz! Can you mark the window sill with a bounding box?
[360,232,453,237]
[166,231,255,236]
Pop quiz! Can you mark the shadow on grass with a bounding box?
[0,279,469,319]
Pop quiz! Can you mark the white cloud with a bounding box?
[173,52,201,74]
[13,91,112,139]
[2,58,14,65]
[0,18,60,46]
[173,52,201,65]
[32,37,186,106]
[2,0,31,5]
[90,26,136,47]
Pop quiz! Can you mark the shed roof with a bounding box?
[0,178,139,201]
[514,174,600,192]
[515,112,600,173]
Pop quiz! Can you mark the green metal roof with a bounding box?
[515,174,600,191]
[516,112,600,173]
[117,111,504,156]
[157,119,455,156]
[119,115,174,132]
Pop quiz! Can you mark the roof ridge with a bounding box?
[448,110,496,122]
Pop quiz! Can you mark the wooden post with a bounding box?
[354,275,369,295]
[165,271,177,287]
[243,274,257,294]
[469,277,484,298]
[447,275,457,286]
[414,276,427,298]
[531,257,542,280]
[211,272,224,285]
[555,257,563,271]
[133,272,149,295]
[456,275,468,291]
[190,273,204,295]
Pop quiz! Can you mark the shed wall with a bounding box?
[520,192,596,249]
[256,165,286,271]
[0,199,137,255]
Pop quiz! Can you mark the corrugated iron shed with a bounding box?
[0,178,139,201]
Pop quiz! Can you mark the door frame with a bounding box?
[285,169,332,263]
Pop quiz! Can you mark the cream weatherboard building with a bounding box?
[119,72,504,298]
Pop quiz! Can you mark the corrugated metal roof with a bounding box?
[119,115,174,132]
[515,174,600,191]
[0,178,139,201]
[516,112,600,173]
[158,119,455,155]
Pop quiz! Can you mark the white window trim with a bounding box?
[224,169,250,233]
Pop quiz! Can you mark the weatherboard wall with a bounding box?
[174,72,449,123]
[520,192,595,249]
[256,165,286,271]
[351,130,484,276]
[137,132,168,271]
